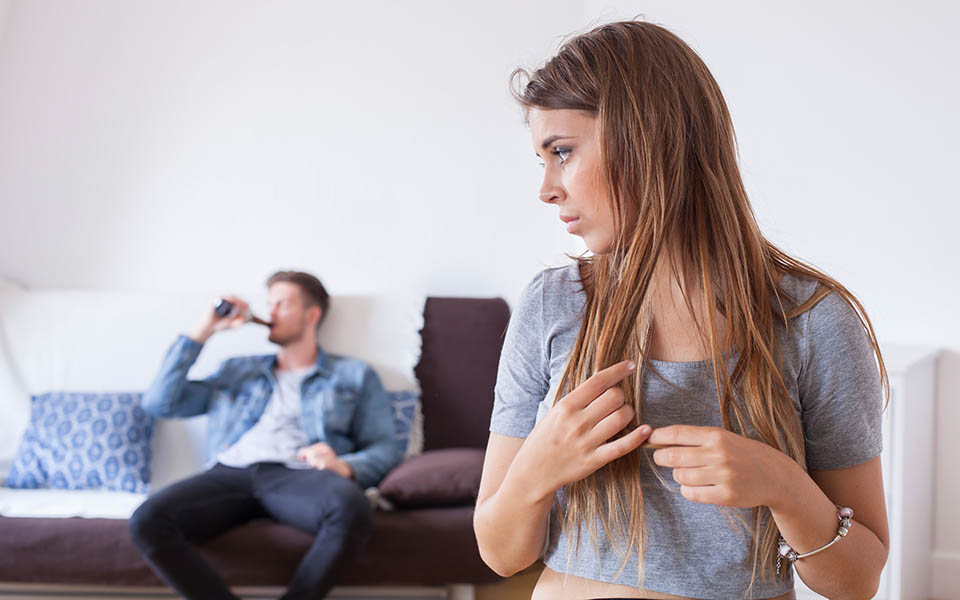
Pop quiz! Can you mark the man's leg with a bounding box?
[129,464,266,600]
[253,464,373,600]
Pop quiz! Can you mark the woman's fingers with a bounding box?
[647,424,718,447]
[563,360,636,410]
[531,360,644,486]
[652,445,714,468]
[586,401,634,445]
[671,465,716,487]
[594,423,652,465]
[580,386,626,427]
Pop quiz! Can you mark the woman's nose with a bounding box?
[538,177,563,204]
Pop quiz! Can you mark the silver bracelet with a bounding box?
[776,505,854,575]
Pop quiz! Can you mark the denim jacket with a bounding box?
[143,335,403,489]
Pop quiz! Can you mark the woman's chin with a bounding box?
[583,239,614,256]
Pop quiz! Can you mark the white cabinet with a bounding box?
[795,344,938,600]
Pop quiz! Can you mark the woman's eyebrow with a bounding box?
[540,135,574,150]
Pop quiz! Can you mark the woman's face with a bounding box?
[529,108,616,255]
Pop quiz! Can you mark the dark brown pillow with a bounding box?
[378,448,485,508]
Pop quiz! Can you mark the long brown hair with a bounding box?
[511,20,888,592]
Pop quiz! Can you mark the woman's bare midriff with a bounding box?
[531,565,797,600]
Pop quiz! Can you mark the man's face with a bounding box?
[266,282,319,347]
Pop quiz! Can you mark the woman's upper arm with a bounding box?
[477,432,526,506]
[798,292,885,471]
[480,271,548,503]
[799,292,889,553]
[809,455,890,554]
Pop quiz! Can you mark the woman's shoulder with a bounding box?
[776,271,875,377]
[538,262,584,294]
[531,262,586,316]
[510,263,586,335]
[777,270,821,310]
[778,271,863,330]
[516,262,584,303]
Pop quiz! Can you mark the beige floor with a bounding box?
[475,562,544,600]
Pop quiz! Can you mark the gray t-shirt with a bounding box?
[217,365,316,469]
[490,263,883,600]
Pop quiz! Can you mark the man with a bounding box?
[129,270,402,600]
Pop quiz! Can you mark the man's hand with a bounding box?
[297,442,353,479]
[189,294,250,344]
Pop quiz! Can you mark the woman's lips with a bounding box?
[560,216,581,233]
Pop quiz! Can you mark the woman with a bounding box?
[473,20,890,600]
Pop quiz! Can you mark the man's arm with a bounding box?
[142,335,223,418]
[142,297,248,418]
[337,366,404,489]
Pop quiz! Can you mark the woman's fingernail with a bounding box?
[640,425,651,434]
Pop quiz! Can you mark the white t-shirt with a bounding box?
[217,365,315,469]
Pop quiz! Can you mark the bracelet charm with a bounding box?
[776,505,853,575]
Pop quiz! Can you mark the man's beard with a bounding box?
[268,327,303,347]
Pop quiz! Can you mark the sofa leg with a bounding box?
[446,584,475,600]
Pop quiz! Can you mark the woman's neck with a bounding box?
[646,258,721,362]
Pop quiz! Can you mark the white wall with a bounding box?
[0,0,11,42]
[1,0,957,596]
[0,0,587,297]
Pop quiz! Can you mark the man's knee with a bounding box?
[129,497,178,553]
[323,477,372,535]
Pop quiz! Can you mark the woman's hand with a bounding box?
[514,359,653,499]
[648,425,794,509]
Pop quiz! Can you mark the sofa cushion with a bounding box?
[415,298,510,451]
[3,392,154,493]
[0,507,501,588]
[378,448,484,508]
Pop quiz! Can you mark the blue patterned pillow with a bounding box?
[387,390,421,457]
[4,392,155,493]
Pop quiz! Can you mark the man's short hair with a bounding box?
[266,270,330,323]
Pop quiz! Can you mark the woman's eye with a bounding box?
[536,147,572,168]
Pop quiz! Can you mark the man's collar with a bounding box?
[312,346,332,377]
[256,346,332,378]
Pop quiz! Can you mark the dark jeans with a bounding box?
[129,462,372,600]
